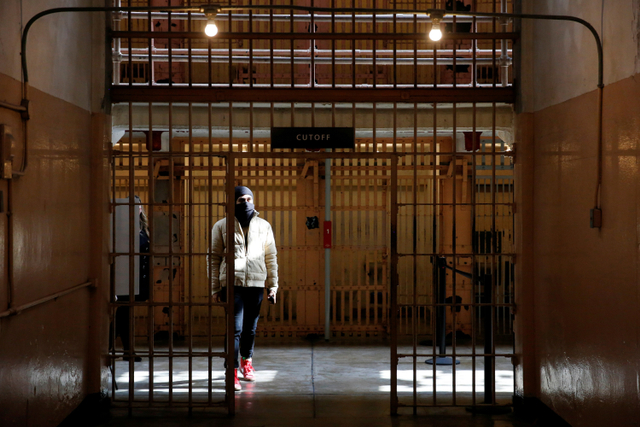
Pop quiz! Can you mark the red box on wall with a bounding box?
[324,221,332,249]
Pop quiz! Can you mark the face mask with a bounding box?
[235,201,255,228]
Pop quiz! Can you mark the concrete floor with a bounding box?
[99,338,536,427]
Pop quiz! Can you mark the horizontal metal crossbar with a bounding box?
[110,87,515,104]
[112,31,519,41]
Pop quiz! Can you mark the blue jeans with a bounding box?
[232,286,264,368]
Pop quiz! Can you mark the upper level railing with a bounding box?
[110,0,515,91]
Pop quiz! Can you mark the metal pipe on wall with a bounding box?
[0,101,28,113]
[0,280,94,318]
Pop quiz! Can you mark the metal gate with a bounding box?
[108,0,516,415]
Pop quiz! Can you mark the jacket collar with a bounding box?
[234,210,259,225]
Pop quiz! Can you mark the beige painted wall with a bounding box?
[517,0,640,425]
[0,0,107,112]
[0,1,109,426]
[521,0,640,112]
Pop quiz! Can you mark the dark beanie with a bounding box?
[235,185,254,201]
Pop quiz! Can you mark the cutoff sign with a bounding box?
[271,127,355,150]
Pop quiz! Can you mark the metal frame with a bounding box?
[109,148,400,413]
[102,0,518,417]
[109,120,516,412]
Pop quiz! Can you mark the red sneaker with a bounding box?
[234,368,242,391]
[240,358,256,381]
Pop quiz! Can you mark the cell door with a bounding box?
[391,131,515,413]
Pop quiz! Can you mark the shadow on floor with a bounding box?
[94,339,538,427]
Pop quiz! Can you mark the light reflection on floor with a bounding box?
[380,369,514,392]
[110,343,514,404]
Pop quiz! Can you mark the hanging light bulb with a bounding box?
[204,18,218,37]
[429,21,442,41]
[202,6,220,37]
[428,11,444,42]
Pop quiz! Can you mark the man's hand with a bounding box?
[213,292,222,303]
[267,288,277,304]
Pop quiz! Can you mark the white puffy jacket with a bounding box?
[208,211,278,294]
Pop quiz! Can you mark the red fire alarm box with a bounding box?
[324,221,332,249]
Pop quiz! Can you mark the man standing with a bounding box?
[209,186,278,391]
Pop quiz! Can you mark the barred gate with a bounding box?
[109,0,516,415]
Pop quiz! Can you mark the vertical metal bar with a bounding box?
[492,0,497,88]
[452,0,457,88]
[433,0,438,90]
[268,0,274,91]
[325,148,331,341]
[287,151,293,332]
[470,15,478,410]
[111,135,118,400]
[392,7,397,90]
[187,5,192,87]
[229,9,234,88]
[113,4,122,85]
[431,102,438,407]
[187,101,194,410]
[352,169,358,329]
[339,155,345,330]
[332,98,340,339]
[207,102,214,405]
[290,0,294,88]
[207,25,212,87]
[372,2,378,151]
[127,99,135,410]
[490,97,498,405]
[250,103,254,153]
[331,0,335,88]
[168,100,174,406]
[470,39,478,404]
[311,0,315,88]
[147,99,155,407]
[437,258,446,356]
[127,9,132,88]
[452,102,458,406]
[351,0,355,87]
[249,0,254,89]
[472,0,477,88]
[357,155,363,329]
[412,0,417,88]
[168,9,173,87]
[225,152,236,415]
[227,70,236,413]
[482,272,493,403]
[147,5,152,87]
[412,102,418,413]
[500,0,508,87]
[390,154,398,415]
